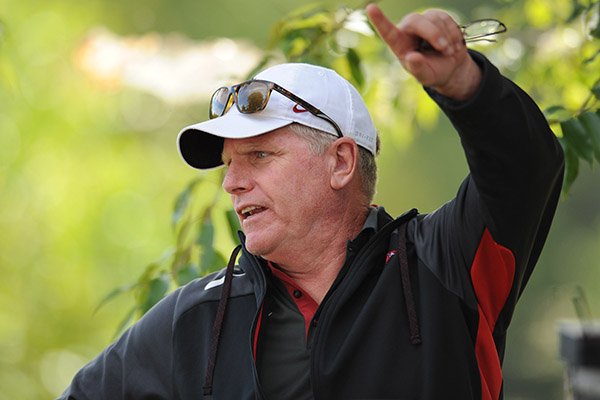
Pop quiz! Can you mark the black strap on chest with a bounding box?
[203,244,242,397]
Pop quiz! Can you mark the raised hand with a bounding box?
[366,4,482,100]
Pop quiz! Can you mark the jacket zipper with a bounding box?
[246,253,268,400]
[309,210,418,400]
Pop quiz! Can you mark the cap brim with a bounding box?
[177,112,293,169]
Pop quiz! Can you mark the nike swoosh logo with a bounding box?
[204,272,246,290]
[293,104,308,113]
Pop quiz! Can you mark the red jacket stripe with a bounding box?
[470,228,516,400]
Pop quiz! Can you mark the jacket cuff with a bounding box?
[424,50,504,122]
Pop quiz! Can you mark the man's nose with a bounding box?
[222,160,252,194]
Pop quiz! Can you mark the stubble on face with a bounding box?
[222,128,335,262]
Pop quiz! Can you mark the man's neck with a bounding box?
[265,206,371,304]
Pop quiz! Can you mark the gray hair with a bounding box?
[288,123,379,202]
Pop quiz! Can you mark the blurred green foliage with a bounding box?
[0,0,598,399]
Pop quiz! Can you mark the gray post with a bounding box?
[559,321,600,400]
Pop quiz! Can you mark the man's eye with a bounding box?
[255,151,268,159]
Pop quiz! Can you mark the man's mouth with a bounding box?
[239,205,267,220]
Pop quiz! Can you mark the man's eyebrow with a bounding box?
[222,141,272,164]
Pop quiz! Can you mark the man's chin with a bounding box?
[243,234,273,257]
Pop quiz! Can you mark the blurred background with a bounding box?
[0,0,598,398]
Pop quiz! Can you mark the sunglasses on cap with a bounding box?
[209,79,343,138]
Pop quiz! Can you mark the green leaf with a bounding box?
[590,2,600,38]
[566,0,586,22]
[199,248,216,272]
[213,251,228,272]
[171,247,192,276]
[285,2,326,19]
[284,7,331,31]
[200,252,228,276]
[175,217,193,247]
[561,118,594,165]
[137,262,161,285]
[291,13,332,33]
[197,214,216,271]
[559,137,580,194]
[176,264,199,286]
[94,283,136,314]
[196,214,214,246]
[286,36,311,58]
[578,111,600,163]
[139,274,170,314]
[544,105,572,123]
[346,48,365,89]
[225,208,241,244]
[172,177,200,229]
[591,79,600,101]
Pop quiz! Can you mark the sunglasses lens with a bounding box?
[237,81,270,114]
[210,87,231,119]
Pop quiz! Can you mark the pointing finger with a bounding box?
[366,3,401,48]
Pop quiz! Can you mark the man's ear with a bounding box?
[328,137,359,190]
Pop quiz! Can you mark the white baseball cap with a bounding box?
[177,63,377,169]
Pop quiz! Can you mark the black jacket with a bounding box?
[60,52,564,400]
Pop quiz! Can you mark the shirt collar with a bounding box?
[347,206,379,251]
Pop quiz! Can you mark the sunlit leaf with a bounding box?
[561,118,594,165]
[544,105,572,123]
[559,137,580,194]
[284,9,332,32]
[286,37,311,58]
[578,111,600,162]
[292,14,332,33]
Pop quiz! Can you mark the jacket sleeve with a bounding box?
[414,51,564,332]
[57,290,179,400]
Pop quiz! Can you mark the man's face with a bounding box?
[222,127,333,261]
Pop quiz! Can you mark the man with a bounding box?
[61,4,564,400]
